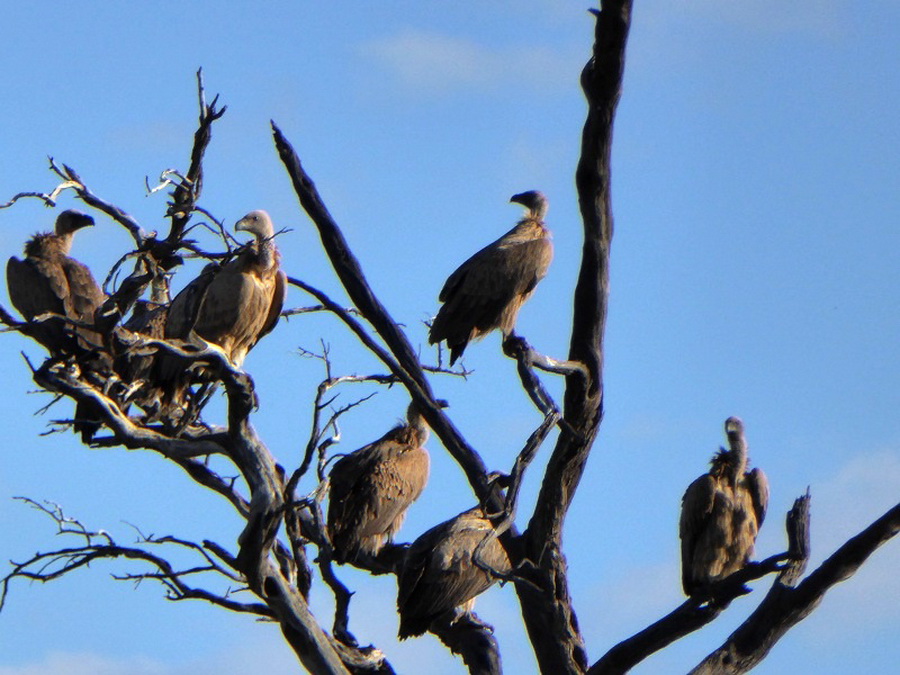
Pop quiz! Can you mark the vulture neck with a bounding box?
[55,232,75,255]
[725,434,748,484]
[528,203,548,221]
[252,235,278,270]
[28,231,73,257]
[406,406,430,444]
[39,232,75,255]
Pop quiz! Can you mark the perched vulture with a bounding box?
[165,209,286,367]
[679,417,769,596]
[113,300,169,410]
[328,402,431,564]
[428,190,553,365]
[397,507,512,639]
[6,209,105,354]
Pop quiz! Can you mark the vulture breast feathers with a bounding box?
[166,210,286,367]
[328,402,431,564]
[428,190,553,365]
[6,209,105,354]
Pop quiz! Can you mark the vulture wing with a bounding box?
[60,257,105,348]
[6,255,67,320]
[253,268,286,346]
[679,473,717,594]
[328,427,429,560]
[166,263,219,341]
[746,467,769,529]
[430,224,552,362]
[397,508,510,639]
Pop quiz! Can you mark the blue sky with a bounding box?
[1,2,898,673]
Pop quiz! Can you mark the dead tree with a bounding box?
[1,5,897,675]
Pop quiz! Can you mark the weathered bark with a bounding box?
[431,612,503,675]
[516,3,632,673]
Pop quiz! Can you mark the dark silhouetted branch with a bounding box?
[516,3,632,674]
[690,497,898,675]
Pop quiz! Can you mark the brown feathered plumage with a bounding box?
[328,402,431,564]
[113,300,169,409]
[429,190,553,365]
[679,417,769,596]
[165,209,286,367]
[397,507,512,639]
[6,209,105,354]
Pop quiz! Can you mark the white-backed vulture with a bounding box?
[165,209,286,367]
[679,417,769,596]
[114,300,169,409]
[397,507,512,639]
[328,402,431,564]
[428,190,553,365]
[6,209,105,354]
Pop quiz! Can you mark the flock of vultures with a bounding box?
[4,190,768,638]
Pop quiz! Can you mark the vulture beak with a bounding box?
[724,417,744,435]
[74,214,95,230]
[69,209,94,232]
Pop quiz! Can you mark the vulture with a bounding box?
[165,209,286,367]
[327,402,432,564]
[6,209,105,354]
[397,506,512,639]
[113,300,169,410]
[679,417,769,597]
[428,190,553,365]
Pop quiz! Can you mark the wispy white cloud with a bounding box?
[667,0,845,38]
[361,29,577,96]
[0,652,165,675]
[811,449,900,553]
[796,449,900,638]
[722,0,842,37]
[0,630,299,675]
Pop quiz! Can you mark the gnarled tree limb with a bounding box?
[516,3,632,673]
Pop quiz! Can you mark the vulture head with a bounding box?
[405,399,449,439]
[55,209,95,235]
[509,190,548,220]
[235,210,275,241]
[724,416,744,438]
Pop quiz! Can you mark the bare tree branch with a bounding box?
[689,498,900,675]
[273,127,503,514]
[516,3,632,673]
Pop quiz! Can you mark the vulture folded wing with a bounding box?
[327,445,382,554]
[253,268,286,345]
[60,258,105,347]
[397,510,509,639]
[6,256,66,320]
[679,474,717,592]
[166,263,220,340]
[60,258,103,318]
[746,467,769,529]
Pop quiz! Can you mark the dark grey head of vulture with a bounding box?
[235,210,275,241]
[55,210,95,236]
[509,190,548,220]
[724,416,744,438]
[405,399,449,438]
